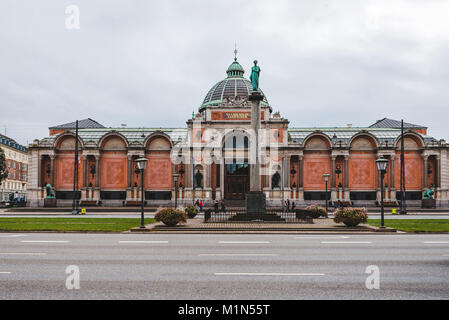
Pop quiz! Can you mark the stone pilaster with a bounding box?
[50,155,55,187]
[344,155,350,201]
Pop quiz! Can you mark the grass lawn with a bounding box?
[368,219,449,232]
[0,217,155,232]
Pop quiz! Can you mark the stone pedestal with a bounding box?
[246,191,266,214]
[44,198,57,207]
[422,199,436,208]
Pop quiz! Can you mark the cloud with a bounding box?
[1,0,449,145]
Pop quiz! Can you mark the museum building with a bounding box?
[26,57,449,207]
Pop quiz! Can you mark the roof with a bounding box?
[38,128,188,148]
[49,118,105,130]
[287,127,436,145]
[0,133,27,152]
[369,118,427,129]
[36,126,439,149]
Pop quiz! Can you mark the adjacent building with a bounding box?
[26,57,449,207]
[0,134,28,202]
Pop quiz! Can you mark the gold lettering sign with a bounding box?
[211,111,264,121]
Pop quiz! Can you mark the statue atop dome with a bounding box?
[250,60,260,91]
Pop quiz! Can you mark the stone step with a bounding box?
[147,227,375,232]
[228,213,285,222]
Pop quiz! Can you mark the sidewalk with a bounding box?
[130,217,396,234]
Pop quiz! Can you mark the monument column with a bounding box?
[246,86,266,214]
[249,93,262,192]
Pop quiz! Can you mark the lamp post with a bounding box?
[376,158,388,228]
[135,157,148,229]
[323,173,330,214]
[173,173,179,209]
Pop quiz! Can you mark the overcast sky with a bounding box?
[1,0,449,145]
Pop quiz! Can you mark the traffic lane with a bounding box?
[1,234,448,299]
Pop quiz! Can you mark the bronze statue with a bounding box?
[195,170,203,189]
[250,60,260,91]
[45,183,55,199]
[271,171,280,189]
[423,188,434,200]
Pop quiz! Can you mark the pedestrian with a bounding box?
[287,199,290,212]
[221,200,226,214]
[291,201,296,212]
[199,199,203,212]
[214,200,219,213]
[194,199,199,211]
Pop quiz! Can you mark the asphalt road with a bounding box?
[1,213,449,219]
[0,233,448,300]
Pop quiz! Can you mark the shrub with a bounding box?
[333,207,368,227]
[305,204,327,218]
[155,208,187,226]
[185,205,198,218]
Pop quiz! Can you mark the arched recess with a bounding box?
[394,134,424,191]
[53,134,83,190]
[99,133,128,190]
[303,134,331,190]
[145,134,173,190]
[348,134,378,190]
[222,130,250,164]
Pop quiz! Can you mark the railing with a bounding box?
[204,207,313,224]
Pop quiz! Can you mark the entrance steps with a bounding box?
[228,213,285,222]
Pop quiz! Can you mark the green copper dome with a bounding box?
[199,58,271,112]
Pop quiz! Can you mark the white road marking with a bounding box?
[294,236,350,239]
[0,234,26,238]
[119,240,168,244]
[215,272,325,276]
[0,272,12,274]
[424,241,449,244]
[199,253,278,257]
[218,241,270,244]
[321,241,372,244]
[21,240,69,243]
[0,252,46,256]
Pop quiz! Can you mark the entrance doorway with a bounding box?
[224,161,250,200]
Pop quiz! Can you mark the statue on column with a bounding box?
[250,60,260,91]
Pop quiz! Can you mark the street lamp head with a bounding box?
[323,173,330,182]
[376,158,388,172]
[135,157,148,170]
